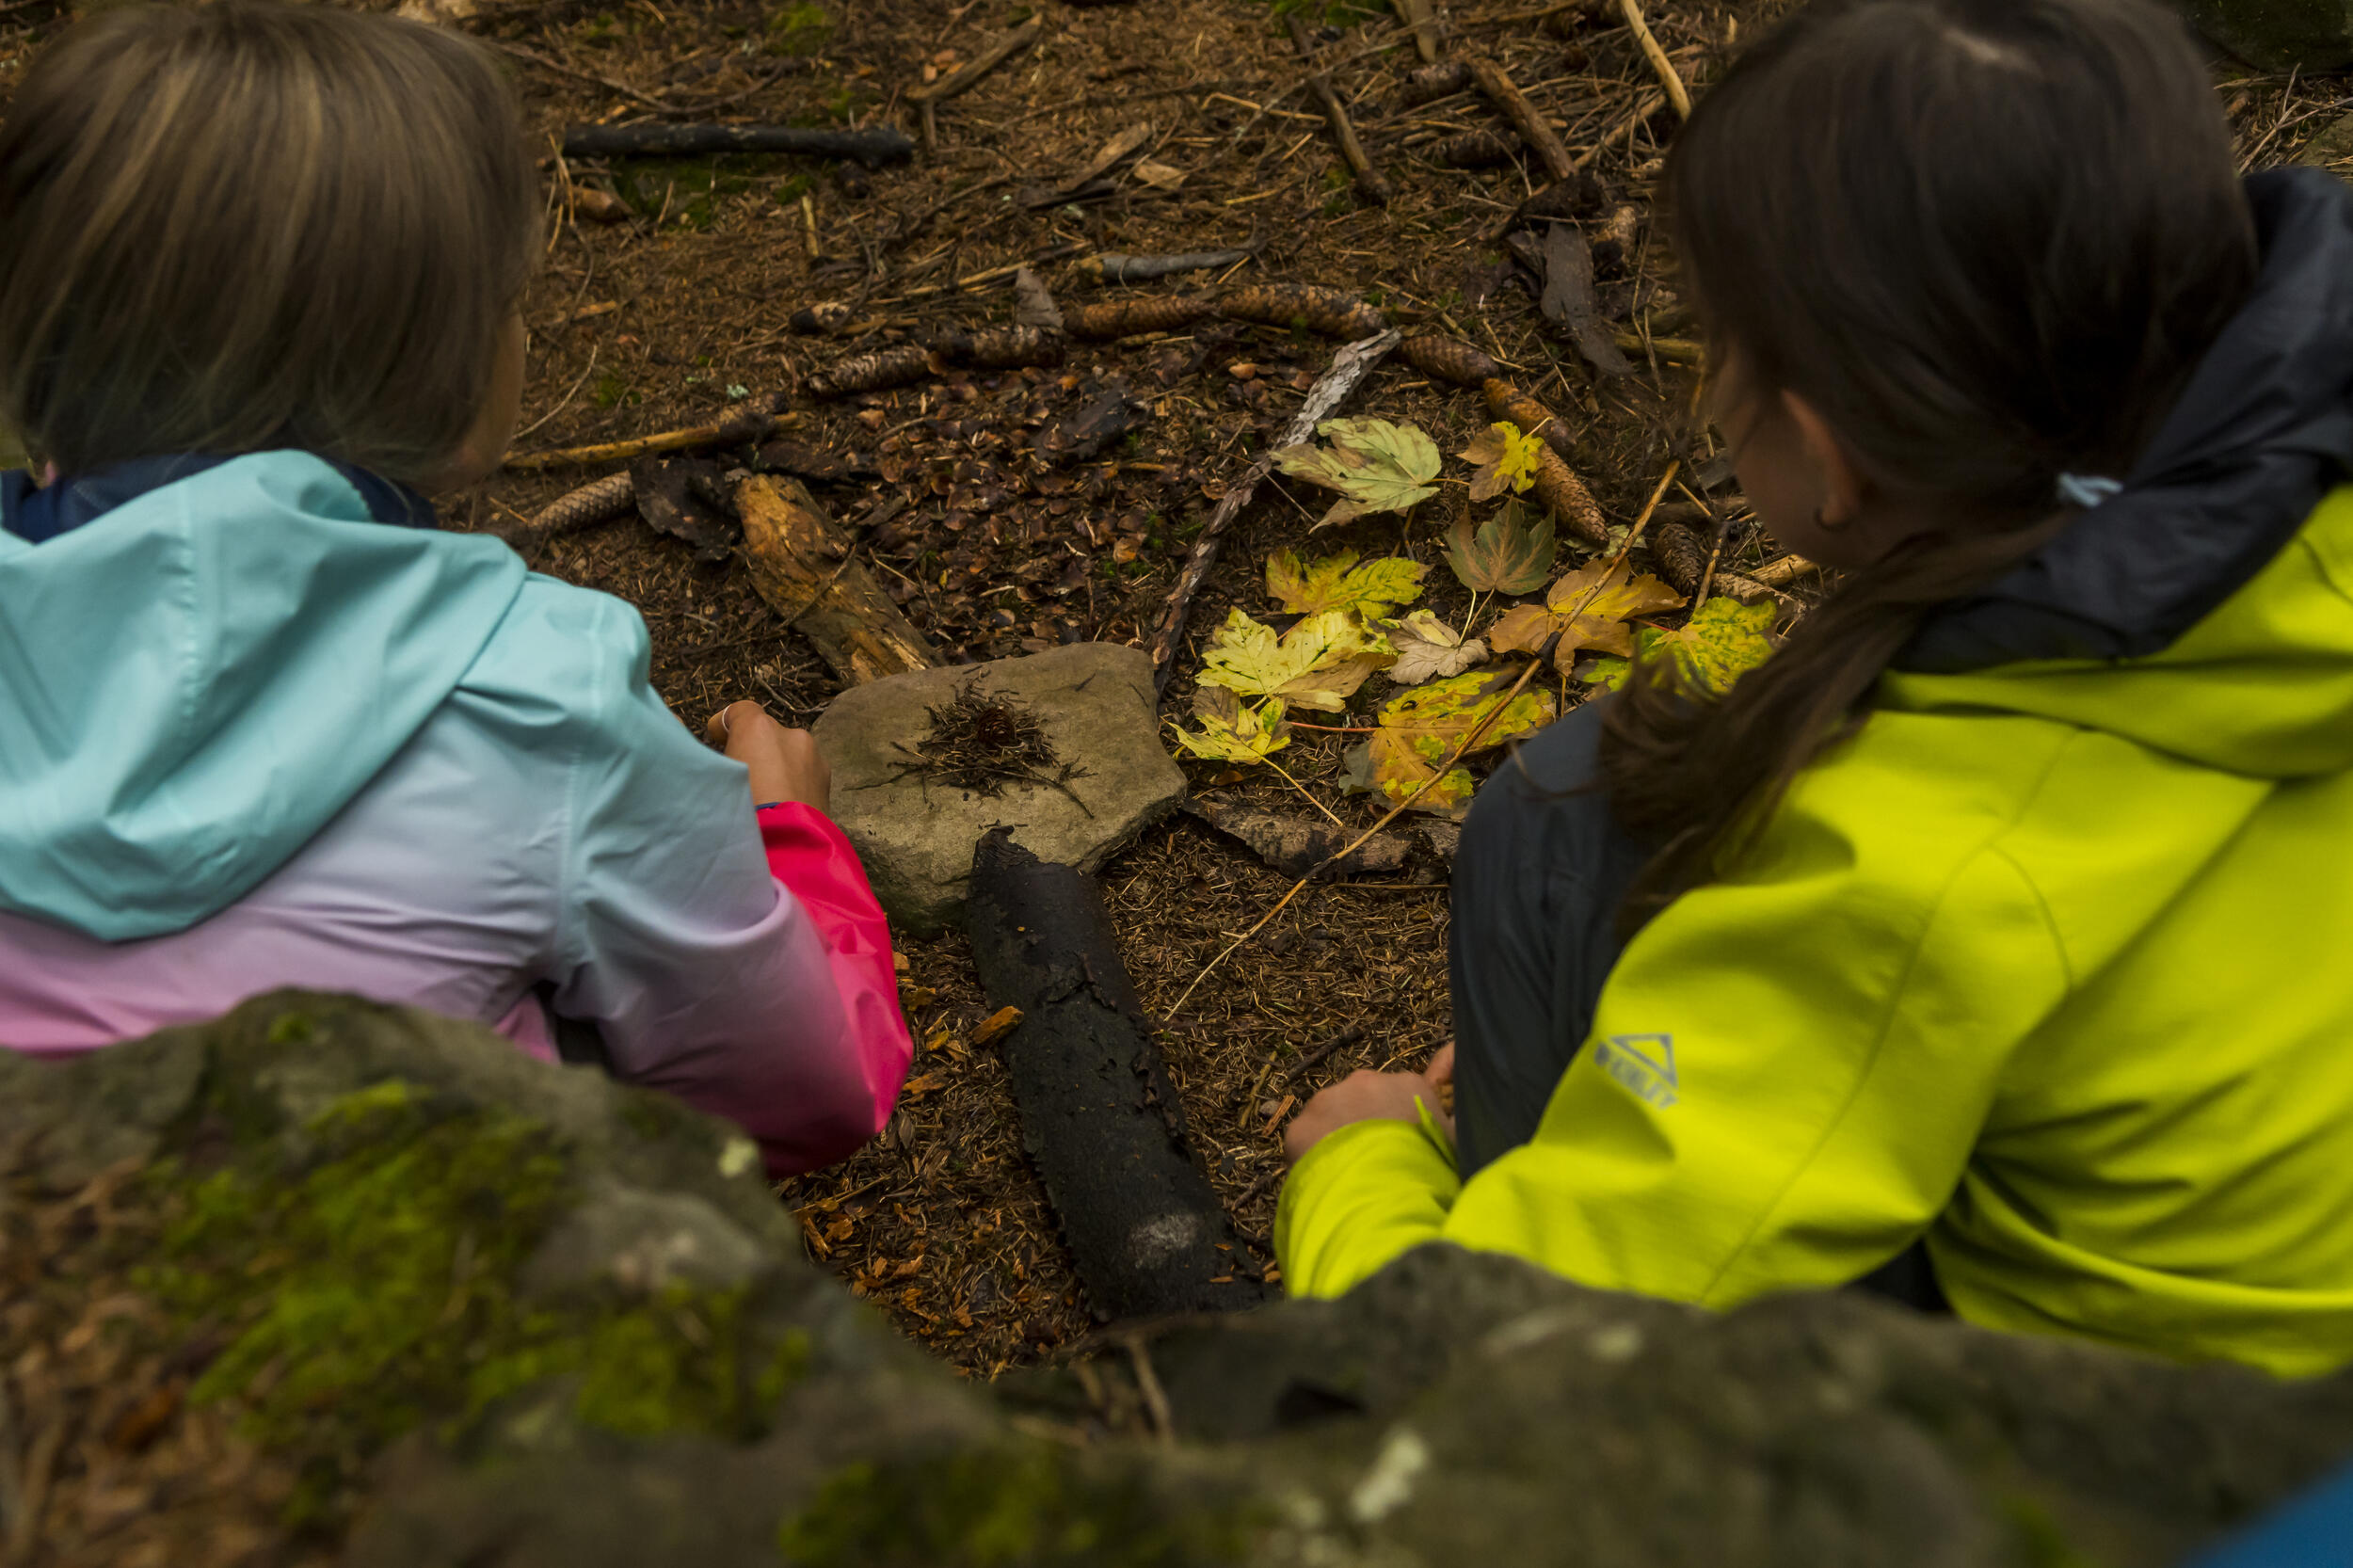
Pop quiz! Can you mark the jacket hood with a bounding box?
[1881,168,2353,777]
[0,451,527,940]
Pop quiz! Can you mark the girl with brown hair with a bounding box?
[1279,0,2353,1374]
[0,1,910,1176]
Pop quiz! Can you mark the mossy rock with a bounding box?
[2170,0,2353,69]
[12,993,2353,1565]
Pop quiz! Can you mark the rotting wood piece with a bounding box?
[1481,376,1581,466]
[559,123,914,166]
[1064,295,1219,340]
[1286,15,1393,206]
[965,828,1271,1320]
[736,474,936,684]
[1396,0,1440,61]
[1219,283,1386,340]
[1182,797,1409,880]
[1537,223,1633,377]
[1468,56,1577,182]
[503,406,792,471]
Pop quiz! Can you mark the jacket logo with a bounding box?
[1593,1033,1678,1108]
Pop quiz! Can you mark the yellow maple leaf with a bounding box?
[1194,607,1396,713]
[1488,554,1686,670]
[1264,548,1429,619]
[1167,689,1291,764]
[1459,421,1545,504]
[1355,669,1557,813]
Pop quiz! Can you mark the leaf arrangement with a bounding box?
[1169,417,1781,818]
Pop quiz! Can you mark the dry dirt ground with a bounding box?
[2,0,2348,1401]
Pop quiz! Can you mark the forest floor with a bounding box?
[4,0,2349,1386]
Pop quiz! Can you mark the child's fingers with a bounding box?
[1425,1041,1455,1085]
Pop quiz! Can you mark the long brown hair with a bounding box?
[0,1,537,485]
[1602,0,2258,928]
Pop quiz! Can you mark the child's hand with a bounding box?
[1284,1043,1454,1165]
[705,700,830,810]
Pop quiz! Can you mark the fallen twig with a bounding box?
[1166,465,1682,1017]
[908,17,1045,152]
[1075,248,1256,285]
[559,122,915,166]
[504,407,793,471]
[1287,16,1393,206]
[1150,328,1402,698]
[1468,56,1577,183]
[1617,0,1693,119]
[1574,88,1668,171]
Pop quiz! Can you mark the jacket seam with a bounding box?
[1694,732,2078,1305]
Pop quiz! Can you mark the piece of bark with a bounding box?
[1513,172,1607,226]
[1182,798,1409,879]
[1749,553,1819,588]
[1152,328,1400,696]
[1468,56,1576,182]
[736,474,936,683]
[1012,266,1064,332]
[1219,283,1387,339]
[1398,331,1500,387]
[1063,121,1155,189]
[1394,0,1440,62]
[1065,295,1219,340]
[1538,223,1633,377]
[503,407,788,471]
[631,457,737,564]
[752,439,878,486]
[1074,250,1253,285]
[1036,382,1141,465]
[1287,16,1392,206]
[965,829,1269,1320]
[560,123,914,166]
[1433,130,1519,168]
[1481,376,1581,466]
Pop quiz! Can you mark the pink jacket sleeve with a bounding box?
[754,800,913,1167]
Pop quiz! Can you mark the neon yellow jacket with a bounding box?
[1279,482,2353,1377]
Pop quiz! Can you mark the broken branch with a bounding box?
[503,407,795,471]
[1617,0,1693,119]
[1286,16,1393,206]
[558,123,916,166]
[1150,328,1402,697]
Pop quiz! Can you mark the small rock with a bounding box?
[811,643,1185,935]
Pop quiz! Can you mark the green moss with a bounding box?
[1999,1496,2104,1568]
[776,1447,1256,1567]
[136,1081,805,1528]
[763,2,833,56]
[593,372,636,410]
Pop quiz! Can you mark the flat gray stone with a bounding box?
[810,642,1185,935]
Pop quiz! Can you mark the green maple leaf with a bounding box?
[1362,668,1556,814]
[1194,607,1396,713]
[1271,417,1442,528]
[1167,689,1291,764]
[1265,547,1429,619]
[1577,597,1779,695]
[1444,499,1557,595]
[1641,596,1779,694]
